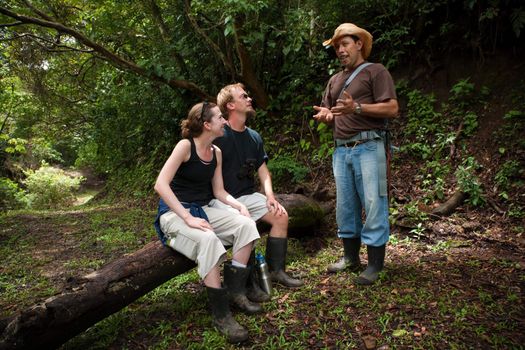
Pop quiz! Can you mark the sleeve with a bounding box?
[249,129,268,168]
[321,75,336,108]
[372,65,397,102]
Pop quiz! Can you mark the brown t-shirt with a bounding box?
[321,62,397,139]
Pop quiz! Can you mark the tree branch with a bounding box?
[232,17,269,109]
[0,6,213,101]
[5,32,95,53]
[183,0,237,80]
[0,22,23,28]
[22,0,55,22]
[147,0,170,42]
[146,0,190,77]
[0,114,10,134]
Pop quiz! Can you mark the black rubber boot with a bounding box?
[224,262,263,314]
[327,237,362,273]
[206,286,248,343]
[355,245,386,285]
[246,251,271,302]
[266,237,304,288]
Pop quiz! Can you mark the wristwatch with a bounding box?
[354,102,362,115]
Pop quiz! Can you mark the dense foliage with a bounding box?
[0,0,524,201]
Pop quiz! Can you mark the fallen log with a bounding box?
[431,190,467,216]
[0,193,325,350]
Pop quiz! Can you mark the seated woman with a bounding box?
[154,102,260,343]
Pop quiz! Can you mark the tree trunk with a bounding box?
[0,194,324,350]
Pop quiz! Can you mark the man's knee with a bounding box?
[262,211,288,231]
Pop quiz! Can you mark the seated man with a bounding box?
[211,83,304,293]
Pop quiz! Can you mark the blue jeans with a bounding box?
[332,139,389,247]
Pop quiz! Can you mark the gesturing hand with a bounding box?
[331,91,356,116]
[313,105,334,123]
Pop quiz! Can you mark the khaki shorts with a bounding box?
[209,192,269,221]
[160,205,259,279]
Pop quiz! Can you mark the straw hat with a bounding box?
[323,23,373,59]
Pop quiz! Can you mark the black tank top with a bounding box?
[170,138,216,206]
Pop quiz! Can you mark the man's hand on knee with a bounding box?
[266,197,287,216]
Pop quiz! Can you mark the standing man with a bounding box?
[212,83,304,290]
[313,23,398,285]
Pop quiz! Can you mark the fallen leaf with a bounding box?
[392,329,408,337]
[278,293,289,303]
[361,335,376,350]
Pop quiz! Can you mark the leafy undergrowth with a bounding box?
[1,203,523,349]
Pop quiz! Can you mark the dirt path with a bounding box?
[64,167,105,206]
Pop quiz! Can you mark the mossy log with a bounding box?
[0,193,325,350]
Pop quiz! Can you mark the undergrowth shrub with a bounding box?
[0,177,26,210]
[103,162,157,200]
[307,120,334,161]
[22,164,84,209]
[399,80,491,210]
[455,156,484,206]
[495,160,523,200]
[267,154,308,192]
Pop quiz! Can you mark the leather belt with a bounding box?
[338,140,368,148]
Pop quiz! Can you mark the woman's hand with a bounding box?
[184,215,213,231]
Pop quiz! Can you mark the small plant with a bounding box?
[495,160,522,200]
[309,119,334,161]
[449,78,476,109]
[462,112,479,137]
[507,203,524,219]
[404,90,442,138]
[410,222,426,239]
[1,136,27,155]
[430,240,451,252]
[0,177,26,210]
[404,201,429,225]
[503,109,523,120]
[455,157,484,206]
[22,163,84,209]
[421,160,451,202]
[400,142,432,160]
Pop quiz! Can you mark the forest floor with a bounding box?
[0,174,524,349]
